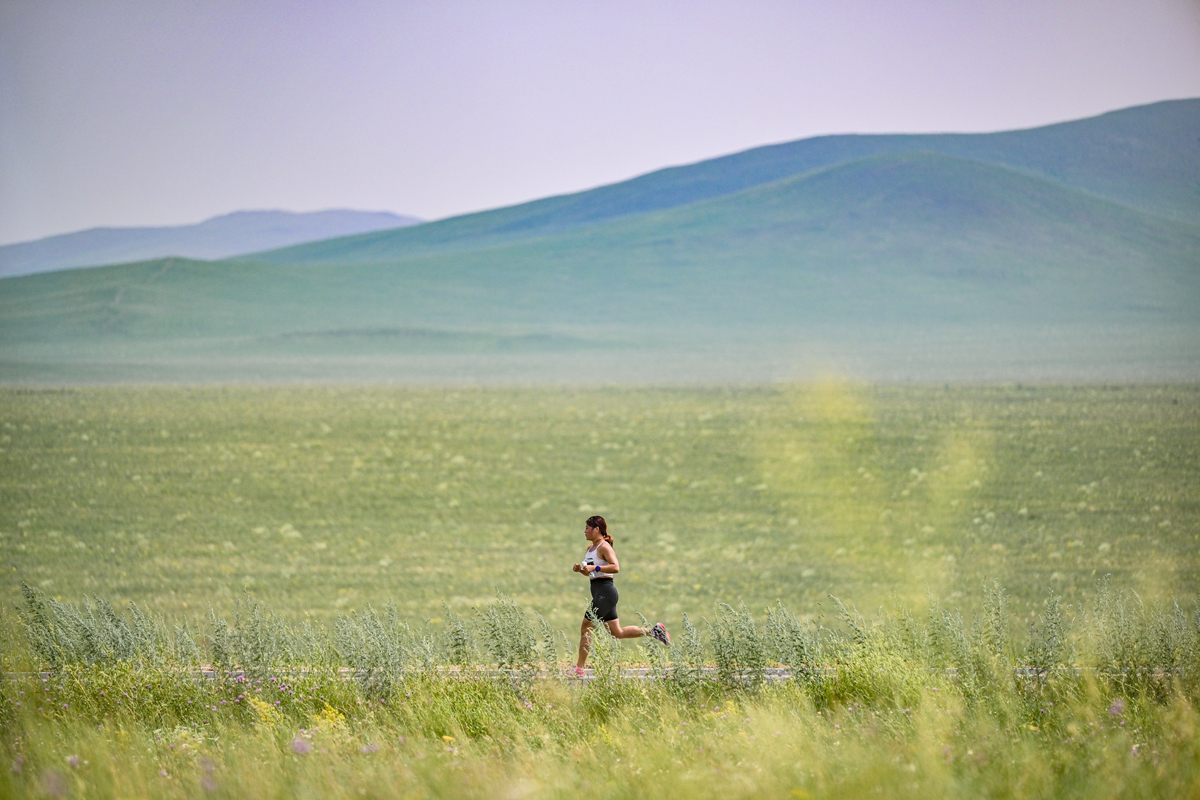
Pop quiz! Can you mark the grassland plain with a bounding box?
[3,383,1200,799]
[1,383,1196,630]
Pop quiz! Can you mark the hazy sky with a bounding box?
[1,0,1198,244]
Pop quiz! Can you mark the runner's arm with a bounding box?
[593,542,619,575]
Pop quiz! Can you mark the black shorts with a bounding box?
[586,578,619,622]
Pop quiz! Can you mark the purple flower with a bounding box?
[1109,698,1125,717]
[66,755,80,768]
[292,739,313,754]
[360,744,379,754]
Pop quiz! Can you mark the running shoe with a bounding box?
[651,622,671,645]
[569,665,587,679]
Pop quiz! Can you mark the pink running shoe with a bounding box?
[651,623,671,645]
[569,665,586,679]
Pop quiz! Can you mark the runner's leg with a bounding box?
[604,619,647,639]
[576,617,595,667]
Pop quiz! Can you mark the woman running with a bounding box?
[572,515,669,677]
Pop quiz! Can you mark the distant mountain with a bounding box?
[248,98,1200,266]
[1,99,1197,384]
[0,210,421,278]
[2,151,1196,383]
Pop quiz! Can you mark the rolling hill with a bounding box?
[0,209,421,278]
[2,139,1197,383]
[247,98,1200,267]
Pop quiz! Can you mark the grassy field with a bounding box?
[2,383,1197,627]
[2,383,1200,798]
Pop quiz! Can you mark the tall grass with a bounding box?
[5,580,1200,798]
[13,579,1200,702]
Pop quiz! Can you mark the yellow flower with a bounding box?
[249,696,284,729]
[315,703,347,730]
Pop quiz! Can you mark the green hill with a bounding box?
[249,98,1200,266]
[2,150,1196,383]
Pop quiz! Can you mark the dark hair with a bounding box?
[586,515,612,544]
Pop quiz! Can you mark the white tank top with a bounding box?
[584,544,612,580]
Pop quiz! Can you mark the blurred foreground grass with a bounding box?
[4,673,1198,800]
[3,577,1200,800]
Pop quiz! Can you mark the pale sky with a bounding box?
[1,0,1198,245]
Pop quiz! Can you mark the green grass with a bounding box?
[3,575,1200,799]
[5,667,1198,800]
[3,383,1200,798]
[2,384,1197,626]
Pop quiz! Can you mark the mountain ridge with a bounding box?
[2,151,1194,344]
[2,100,1197,383]
[244,98,1200,266]
[0,209,421,278]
